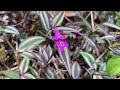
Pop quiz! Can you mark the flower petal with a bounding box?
[59,47,64,52]
[53,36,59,41]
[59,35,67,40]
[54,41,60,46]
[64,42,69,46]
[55,29,61,36]
[53,29,67,41]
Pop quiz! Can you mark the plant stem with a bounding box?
[90,11,95,32]
[0,61,10,70]
[53,60,65,79]
[2,33,19,64]
[3,33,16,54]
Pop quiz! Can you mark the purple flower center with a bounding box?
[60,42,64,46]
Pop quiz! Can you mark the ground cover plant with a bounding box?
[0,11,120,79]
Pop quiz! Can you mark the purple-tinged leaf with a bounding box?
[71,62,82,79]
[59,47,71,75]
[38,47,49,64]
[80,51,97,70]
[47,45,53,58]
[37,11,50,31]
[45,68,59,79]
[19,57,30,75]
[52,11,65,27]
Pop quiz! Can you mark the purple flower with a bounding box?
[53,29,66,41]
[53,29,69,52]
[55,41,69,52]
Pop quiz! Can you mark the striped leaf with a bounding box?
[1,26,19,35]
[37,11,50,31]
[19,57,30,75]
[80,51,97,70]
[29,66,39,78]
[71,62,82,79]
[18,36,45,52]
[103,22,120,30]
[38,47,49,64]
[0,71,19,79]
[23,73,36,79]
[78,15,92,30]
[45,68,59,79]
[100,35,115,40]
[53,27,79,33]
[59,47,71,75]
[52,11,65,27]
[22,51,34,58]
[47,45,53,58]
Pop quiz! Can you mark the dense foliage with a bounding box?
[0,11,120,79]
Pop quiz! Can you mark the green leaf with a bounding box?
[19,57,30,75]
[47,45,53,58]
[1,26,19,35]
[0,76,10,79]
[73,48,80,60]
[79,33,100,56]
[18,36,45,52]
[45,68,59,79]
[106,56,120,74]
[29,66,39,78]
[103,22,120,30]
[53,27,79,33]
[37,11,50,31]
[99,63,106,72]
[30,52,43,62]
[0,70,19,79]
[52,11,65,27]
[80,51,97,70]
[99,71,114,79]
[23,73,36,79]
[71,62,82,79]
[38,47,49,63]
[78,16,92,30]
[100,35,115,40]
[22,51,34,58]
[59,47,71,75]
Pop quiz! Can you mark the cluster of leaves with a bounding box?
[0,11,120,79]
